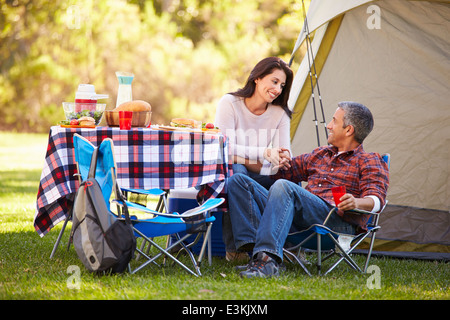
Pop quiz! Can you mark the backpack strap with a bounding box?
[88,147,99,179]
[117,185,133,226]
[87,143,132,227]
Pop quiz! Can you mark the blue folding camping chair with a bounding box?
[123,198,224,276]
[283,153,390,276]
[50,134,167,258]
[77,135,223,276]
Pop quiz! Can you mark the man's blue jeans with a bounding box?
[228,173,355,261]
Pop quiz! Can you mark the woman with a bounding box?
[215,57,293,188]
[215,56,294,261]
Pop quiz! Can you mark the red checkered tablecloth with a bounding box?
[34,126,230,237]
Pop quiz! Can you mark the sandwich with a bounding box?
[78,116,96,126]
[170,118,198,129]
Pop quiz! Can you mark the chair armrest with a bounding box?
[346,200,388,215]
[346,208,379,215]
[323,205,380,226]
[112,198,224,219]
[179,198,225,217]
[322,201,388,229]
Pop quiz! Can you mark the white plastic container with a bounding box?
[74,84,108,112]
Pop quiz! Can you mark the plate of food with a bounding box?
[201,122,221,133]
[153,118,202,132]
[59,117,96,128]
[152,118,220,133]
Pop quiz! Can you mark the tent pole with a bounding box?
[301,0,328,145]
[302,15,320,147]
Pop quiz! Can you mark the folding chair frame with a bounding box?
[118,196,223,276]
[283,153,389,276]
[130,219,214,277]
[284,203,387,276]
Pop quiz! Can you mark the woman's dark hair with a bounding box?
[230,57,293,118]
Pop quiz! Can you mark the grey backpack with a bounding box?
[71,148,136,273]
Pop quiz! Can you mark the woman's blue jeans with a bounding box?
[232,164,275,190]
[222,164,276,252]
[227,173,355,261]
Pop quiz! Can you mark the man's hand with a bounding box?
[278,148,292,170]
[265,148,292,175]
[338,194,375,212]
[264,147,291,170]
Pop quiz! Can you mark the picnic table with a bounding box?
[34,126,230,237]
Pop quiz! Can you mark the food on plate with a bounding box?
[202,122,220,133]
[78,116,96,126]
[114,100,151,112]
[202,122,218,129]
[59,116,96,127]
[154,119,220,132]
[65,108,104,124]
[170,118,198,129]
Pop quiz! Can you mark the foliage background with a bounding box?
[0,0,307,132]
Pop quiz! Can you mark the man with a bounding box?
[227,101,389,278]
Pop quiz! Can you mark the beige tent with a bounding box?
[288,0,450,259]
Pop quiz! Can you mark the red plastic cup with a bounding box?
[331,186,346,206]
[119,111,133,130]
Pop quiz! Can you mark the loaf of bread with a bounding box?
[114,100,151,112]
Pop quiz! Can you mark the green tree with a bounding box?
[0,0,307,132]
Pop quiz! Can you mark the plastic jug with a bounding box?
[116,72,134,108]
[75,84,108,112]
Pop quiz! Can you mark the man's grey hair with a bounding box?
[338,101,374,144]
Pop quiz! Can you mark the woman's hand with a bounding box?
[233,155,263,173]
[279,148,291,170]
[264,147,291,170]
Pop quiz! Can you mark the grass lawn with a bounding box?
[0,132,448,303]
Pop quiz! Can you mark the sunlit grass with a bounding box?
[0,132,448,301]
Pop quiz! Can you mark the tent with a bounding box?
[288,0,450,260]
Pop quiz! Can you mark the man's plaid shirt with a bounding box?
[272,144,389,231]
